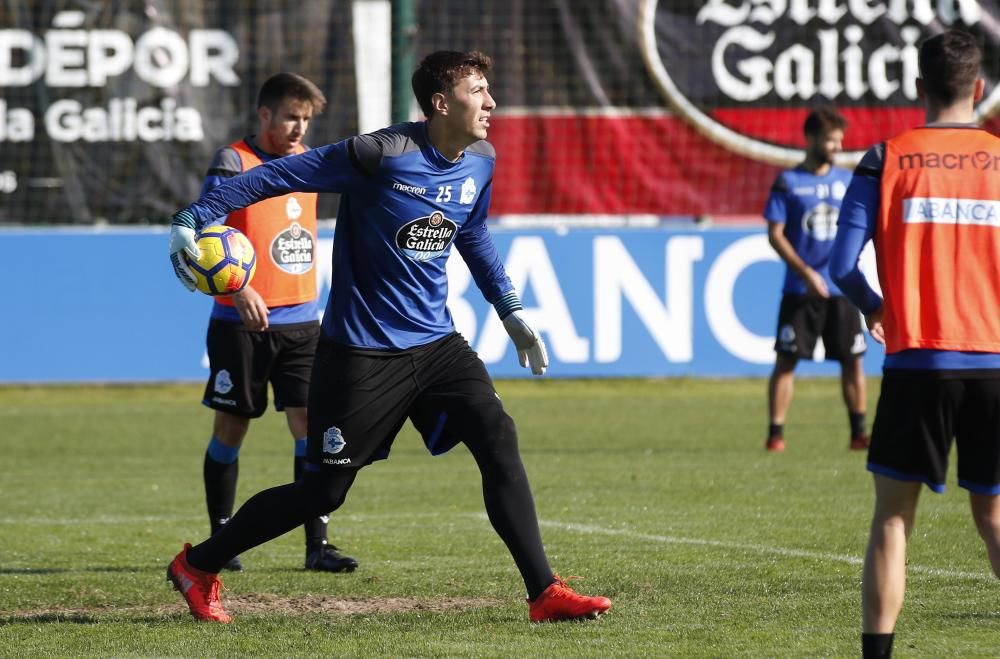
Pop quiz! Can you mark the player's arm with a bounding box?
[178,144,360,227]
[199,146,241,225]
[763,175,829,298]
[830,145,885,342]
[199,146,271,329]
[168,142,363,290]
[766,222,829,298]
[455,181,548,375]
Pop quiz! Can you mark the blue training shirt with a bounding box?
[830,129,1000,370]
[763,165,853,296]
[200,137,318,326]
[180,122,514,350]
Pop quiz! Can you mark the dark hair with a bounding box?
[257,73,326,114]
[918,30,982,106]
[803,106,847,138]
[411,50,493,118]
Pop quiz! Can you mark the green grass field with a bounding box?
[1,379,997,657]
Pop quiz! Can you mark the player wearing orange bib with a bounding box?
[830,31,1000,659]
[198,73,357,574]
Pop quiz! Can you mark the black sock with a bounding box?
[204,452,239,532]
[296,455,329,546]
[850,412,867,437]
[463,413,554,601]
[862,632,894,658]
[768,423,783,438]
[187,470,357,573]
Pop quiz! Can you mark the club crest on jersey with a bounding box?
[270,221,315,274]
[395,211,458,262]
[459,177,477,204]
[323,426,346,454]
[285,196,303,220]
[214,369,234,394]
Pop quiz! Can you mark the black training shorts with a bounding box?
[202,319,319,418]
[774,294,866,361]
[306,332,508,469]
[869,369,1000,494]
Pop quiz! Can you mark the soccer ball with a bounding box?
[183,225,257,296]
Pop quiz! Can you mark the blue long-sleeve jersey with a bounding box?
[179,122,515,350]
[830,130,1000,370]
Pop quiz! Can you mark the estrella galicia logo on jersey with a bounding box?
[459,177,477,204]
[395,211,458,262]
[323,426,346,454]
[270,222,314,274]
[214,369,234,394]
[803,203,838,241]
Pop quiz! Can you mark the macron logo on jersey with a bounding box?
[903,198,1000,227]
[393,182,427,196]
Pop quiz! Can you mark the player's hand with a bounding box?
[865,306,885,345]
[168,223,200,292]
[232,285,270,331]
[803,268,830,299]
[502,311,548,376]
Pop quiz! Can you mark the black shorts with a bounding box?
[202,319,319,418]
[306,332,508,469]
[869,370,1000,494]
[774,295,866,361]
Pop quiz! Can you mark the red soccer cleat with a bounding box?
[166,543,232,623]
[766,435,786,452]
[850,434,871,450]
[528,576,612,622]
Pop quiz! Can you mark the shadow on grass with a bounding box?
[0,613,173,625]
[0,566,155,575]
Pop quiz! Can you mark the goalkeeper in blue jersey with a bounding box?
[166,50,611,624]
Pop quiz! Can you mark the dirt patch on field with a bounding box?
[228,593,502,616]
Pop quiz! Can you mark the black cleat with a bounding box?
[305,543,358,573]
[221,555,244,572]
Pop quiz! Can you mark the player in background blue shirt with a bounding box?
[166,50,612,624]
[764,107,869,453]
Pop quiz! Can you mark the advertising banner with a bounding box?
[0,225,885,382]
[0,1,358,223]
[2,2,996,223]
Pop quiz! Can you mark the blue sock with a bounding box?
[207,436,240,465]
[294,438,307,458]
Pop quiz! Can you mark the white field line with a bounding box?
[532,517,995,583]
[2,510,993,582]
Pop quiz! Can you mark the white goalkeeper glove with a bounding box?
[168,209,200,292]
[502,310,549,376]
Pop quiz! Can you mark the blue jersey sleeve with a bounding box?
[454,180,514,304]
[830,146,884,314]
[763,173,788,223]
[198,145,242,226]
[183,142,364,226]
